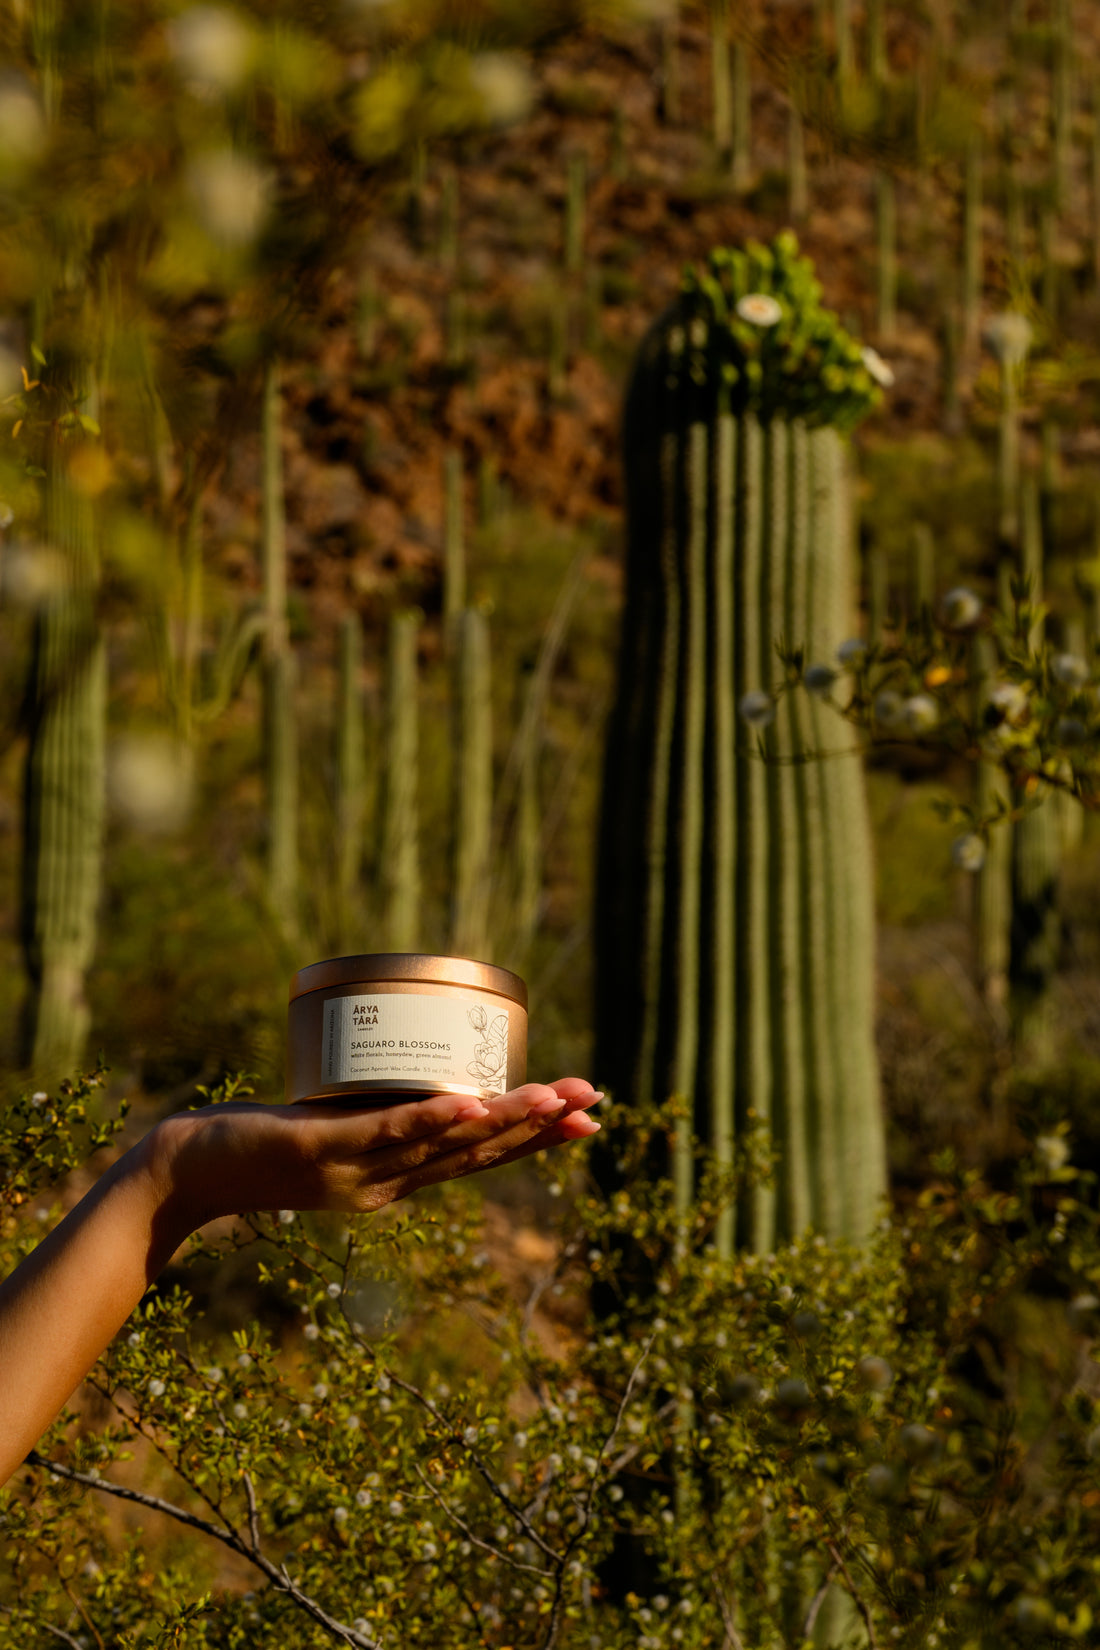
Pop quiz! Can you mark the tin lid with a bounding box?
[289,952,528,1010]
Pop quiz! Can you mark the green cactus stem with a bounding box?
[875,170,897,342]
[834,0,852,81]
[710,0,732,161]
[261,357,298,937]
[1011,474,1059,1061]
[22,447,106,1082]
[1040,200,1058,323]
[963,133,983,357]
[443,448,466,636]
[264,647,299,940]
[439,166,458,271]
[911,522,935,622]
[382,610,421,952]
[972,633,1011,1030]
[335,611,366,947]
[1091,85,1100,286]
[610,106,627,180]
[595,235,886,1252]
[1052,0,1072,210]
[564,152,586,276]
[787,103,808,223]
[356,267,379,361]
[511,665,542,966]
[445,288,467,371]
[450,606,493,961]
[659,10,681,127]
[867,543,889,646]
[731,39,751,193]
[866,0,887,82]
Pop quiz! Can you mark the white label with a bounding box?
[322,993,511,1095]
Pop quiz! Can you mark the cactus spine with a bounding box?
[22,435,107,1082]
[382,610,421,951]
[451,606,493,960]
[261,357,298,937]
[596,237,886,1250]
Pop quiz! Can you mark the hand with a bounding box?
[0,1078,601,1483]
[149,1079,602,1232]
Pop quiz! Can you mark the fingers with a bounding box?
[369,1084,603,1204]
[294,1092,490,1159]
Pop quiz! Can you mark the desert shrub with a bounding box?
[2,1077,1100,1648]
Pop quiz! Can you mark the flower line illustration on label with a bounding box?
[467,1005,508,1085]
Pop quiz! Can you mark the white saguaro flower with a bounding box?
[984,311,1033,367]
[1053,653,1089,688]
[903,694,939,733]
[469,52,533,126]
[168,7,256,95]
[940,587,982,630]
[739,690,776,729]
[187,149,270,248]
[860,346,895,387]
[951,834,986,872]
[988,681,1028,722]
[736,293,782,327]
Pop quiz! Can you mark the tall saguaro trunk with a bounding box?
[595,242,886,1251]
[22,449,106,1083]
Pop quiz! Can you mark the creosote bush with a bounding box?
[3,1077,1100,1646]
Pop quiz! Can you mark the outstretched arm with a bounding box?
[0,1079,600,1486]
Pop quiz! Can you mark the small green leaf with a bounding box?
[30,343,47,367]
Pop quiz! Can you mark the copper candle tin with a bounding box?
[287,953,528,1104]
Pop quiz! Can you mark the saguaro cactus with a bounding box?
[382,609,421,951]
[450,605,493,961]
[595,234,887,1253]
[22,438,106,1082]
[260,357,298,938]
[335,610,366,948]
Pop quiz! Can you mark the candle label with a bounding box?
[322,994,510,1095]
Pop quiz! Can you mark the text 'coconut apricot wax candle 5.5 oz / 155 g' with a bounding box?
[287,953,528,1104]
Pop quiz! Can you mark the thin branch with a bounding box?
[1,1606,85,1650]
[826,1540,881,1650]
[412,1464,553,1580]
[243,1470,262,1554]
[539,1337,656,1650]
[383,1367,564,1565]
[714,1582,746,1650]
[25,1455,379,1650]
[802,1563,839,1639]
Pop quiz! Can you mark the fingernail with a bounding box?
[571,1115,601,1135]
[453,1101,489,1121]
[528,1095,568,1118]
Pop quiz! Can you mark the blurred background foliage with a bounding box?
[4,0,1100,1162]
